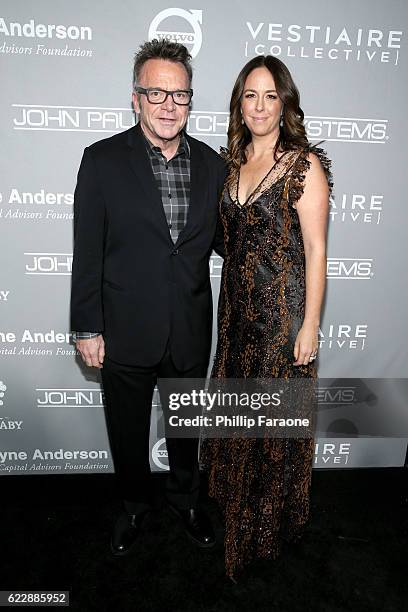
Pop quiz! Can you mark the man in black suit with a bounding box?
[70,39,226,555]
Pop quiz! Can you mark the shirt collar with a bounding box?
[141,126,190,160]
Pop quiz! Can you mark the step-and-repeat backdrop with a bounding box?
[1,1,407,475]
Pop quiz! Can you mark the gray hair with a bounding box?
[133,39,193,90]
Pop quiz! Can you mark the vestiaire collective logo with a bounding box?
[244,22,403,65]
[329,193,383,225]
[0,17,94,57]
[318,323,368,351]
[314,440,351,466]
[148,8,203,58]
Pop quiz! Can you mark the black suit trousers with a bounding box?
[101,341,208,516]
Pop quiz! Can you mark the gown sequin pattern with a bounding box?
[199,145,333,579]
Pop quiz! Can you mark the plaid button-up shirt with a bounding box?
[145,128,190,243]
[73,128,191,341]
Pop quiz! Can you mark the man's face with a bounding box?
[132,59,190,146]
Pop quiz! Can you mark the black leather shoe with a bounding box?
[167,503,216,548]
[110,510,148,556]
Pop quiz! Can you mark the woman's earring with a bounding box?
[280,107,284,127]
[240,109,244,125]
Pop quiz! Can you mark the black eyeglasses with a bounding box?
[135,87,193,106]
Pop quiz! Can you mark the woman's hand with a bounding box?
[293,322,319,366]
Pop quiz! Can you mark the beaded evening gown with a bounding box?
[200,145,333,580]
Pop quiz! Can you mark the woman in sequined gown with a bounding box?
[200,55,333,580]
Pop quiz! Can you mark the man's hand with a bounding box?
[76,335,105,368]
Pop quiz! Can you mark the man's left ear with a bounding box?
[132,92,140,114]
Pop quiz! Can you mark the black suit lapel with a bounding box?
[127,124,173,245]
[175,135,208,247]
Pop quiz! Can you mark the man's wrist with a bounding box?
[72,331,102,342]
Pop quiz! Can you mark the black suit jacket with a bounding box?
[70,122,226,369]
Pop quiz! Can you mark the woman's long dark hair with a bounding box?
[226,55,309,170]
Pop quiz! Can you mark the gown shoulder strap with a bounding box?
[287,143,334,208]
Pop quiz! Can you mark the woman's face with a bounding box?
[240,66,283,138]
